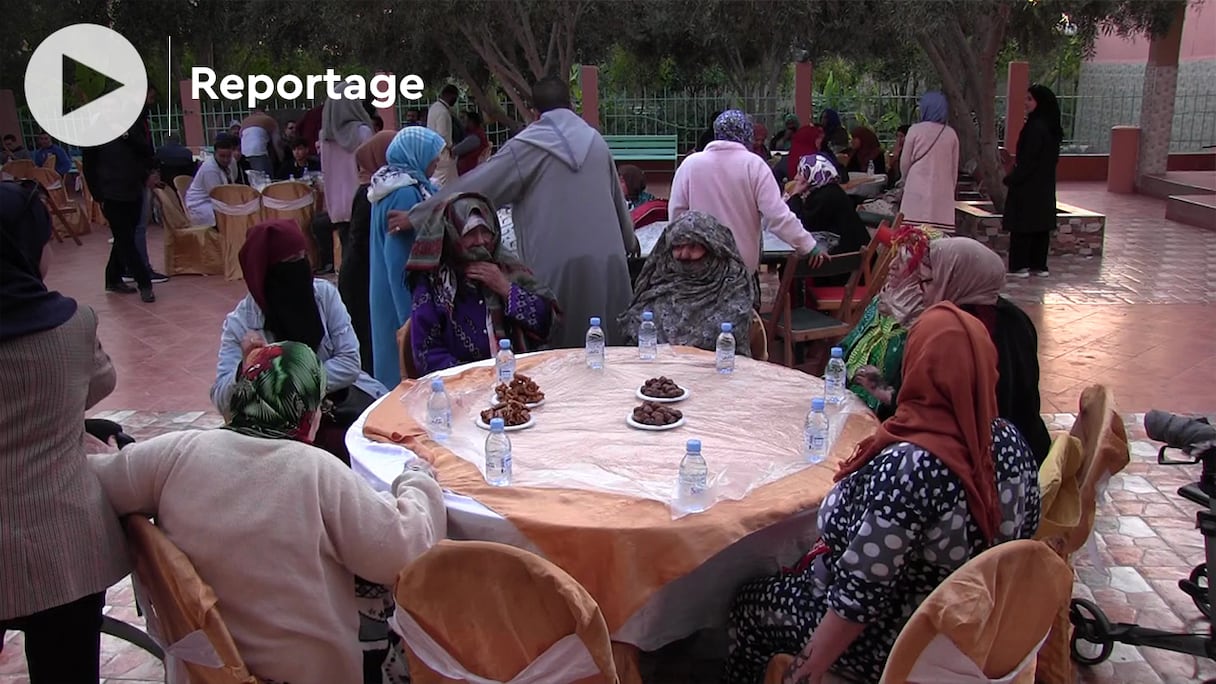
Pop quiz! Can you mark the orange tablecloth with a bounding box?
[364,346,877,630]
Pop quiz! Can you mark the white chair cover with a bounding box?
[260,193,314,211]
[212,197,262,216]
[389,608,600,684]
[905,633,1047,684]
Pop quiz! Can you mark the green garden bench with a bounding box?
[603,135,679,169]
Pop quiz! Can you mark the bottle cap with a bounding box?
[642,311,653,322]
[499,339,511,350]
[686,439,702,452]
[831,346,843,358]
[590,317,601,326]
[489,417,505,431]
[431,378,444,391]
[812,397,825,411]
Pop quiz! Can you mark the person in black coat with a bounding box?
[1003,84,1063,277]
[784,153,871,287]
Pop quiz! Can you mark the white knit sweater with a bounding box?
[89,429,446,684]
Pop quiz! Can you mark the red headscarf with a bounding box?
[787,125,824,178]
[834,302,1003,542]
[239,220,309,310]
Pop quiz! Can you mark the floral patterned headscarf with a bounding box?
[225,341,327,442]
[797,154,841,190]
[713,110,754,145]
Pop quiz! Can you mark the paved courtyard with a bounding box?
[1,182,1214,682]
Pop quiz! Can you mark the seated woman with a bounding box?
[843,126,886,175]
[724,302,1041,684]
[618,211,755,357]
[91,341,445,684]
[408,192,558,375]
[775,125,849,188]
[846,232,1052,463]
[784,154,871,255]
[618,164,655,210]
[211,220,387,463]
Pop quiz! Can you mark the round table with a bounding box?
[349,346,876,650]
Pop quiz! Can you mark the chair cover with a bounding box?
[1036,385,1130,683]
[260,181,318,267]
[880,540,1071,684]
[122,516,259,684]
[1034,433,1085,544]
[173,175,193,210]
[393,539,620,684]
[153,185,223,276]
[210,185,263,281]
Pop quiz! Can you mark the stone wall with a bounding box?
[953,202,1106,257]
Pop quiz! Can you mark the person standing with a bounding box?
[899,91,960,228]
[456,111,491,177]
[82,85,159,302]
[394,77,639,349]
[320,96,375,260]
[0,181,129,683]
[239,111,278,177]
[1004,84,1063,278]
[426,84,481,188]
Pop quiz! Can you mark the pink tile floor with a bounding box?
[2,182,1215,682]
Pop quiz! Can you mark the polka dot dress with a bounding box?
[723,419,1040,683]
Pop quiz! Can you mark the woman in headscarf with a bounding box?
[844,126,886,175]
[407,192,558,375]
[0,180,127,683]
[320,97,375,248]
[369,126,446,386]
[618,211,755,357]
[785,154,871,256]
[1004,84,1063,277]
[618,164,655,210]
[777,125,848,187]
[819,108,846,152]
[670,110,823,276]
[846,232,1051,463]
[770,113,800,152]
[724,303,1041,684]
[211,220,387,463]
[342,130,395,375]
[91,341,446,684]
[751,122,771,159]
[899,91,960,227]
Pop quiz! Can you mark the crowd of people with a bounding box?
[0,73,1067,683]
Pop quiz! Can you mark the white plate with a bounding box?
[476,415,535,432]
[636,385,689,404]
[488,393,545,409]
[626,414,686,431]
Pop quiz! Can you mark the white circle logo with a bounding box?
[24,24,148,148]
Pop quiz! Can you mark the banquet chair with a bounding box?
[1035,385,1130,683]
[766,250,865,370]
[749,309,769,363]
[398,320,419,381]
[173,174,193,209]
[123,515,259,684]
[152,185,223,276]
[392,539,622,684]
[260,180,318,267]
[210,184,264,281]
[878,540,1072,683]
[808,213,903,314]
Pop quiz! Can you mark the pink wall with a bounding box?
[1089,1,1215,63]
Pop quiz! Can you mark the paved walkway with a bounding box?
[2,182,1214,682]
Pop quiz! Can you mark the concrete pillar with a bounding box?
[580,65,600,129]
[1004,61,1030,153]
[795,62,814,126]
[376,72,398,131]
[178,79,205,153]
[1108,126,1141,193]
[1137,3,1186,179]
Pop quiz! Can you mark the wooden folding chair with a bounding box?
[3,159,36,179]
[74,158,108,228]
[40,153,56,169]
[809,212,903,314]
[766,250,865,370]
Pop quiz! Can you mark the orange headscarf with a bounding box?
[355,130,395,185]
[835,301,1002,541]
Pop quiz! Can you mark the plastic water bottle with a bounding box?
[676,439,708,513]
[638,311,657,360]
[825,346,847,407]
[484,418,512,486]
[804,398,830,464]
[866,159,876,175]
[585,317,605,370]
[715,323,736,374]
[495,339,516,384]
[426,378,452,441]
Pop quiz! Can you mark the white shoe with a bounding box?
[1007,269,1030,278]
[1032,270,1050,278]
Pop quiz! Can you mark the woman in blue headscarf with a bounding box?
[899,91,960,227]
[368,126,446,386]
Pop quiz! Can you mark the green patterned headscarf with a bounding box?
[226,341,327,442]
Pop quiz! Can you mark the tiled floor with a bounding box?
[3,182,1215,682]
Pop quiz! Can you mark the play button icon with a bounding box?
[25,24,148,148]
